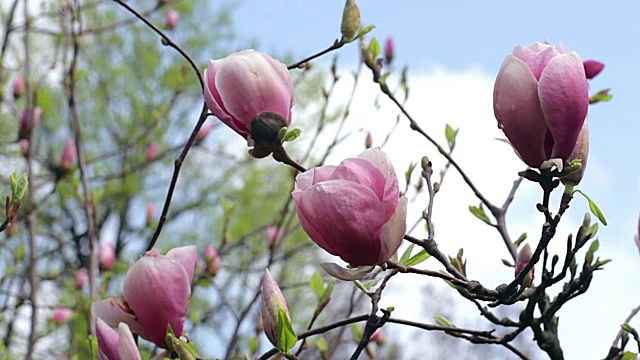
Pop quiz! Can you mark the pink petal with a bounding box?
[96,318,121,360]
[513,46,560,80]
[204,63,248,137]
[215,51,293,130]
[583,60,605,79]
[166,245,198,283]
[330,158,387,203]
[123,253,191,347]
[356,148,400,213]
[377,196,407,263]
[538,52,589,161]
[493,55,548,167]
[295,180,387,266]
[292,166,337,194]
[118,323,142,360]
[92,296,147,338]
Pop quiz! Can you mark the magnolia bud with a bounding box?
[340,0,360,41]
[19,107,42,140]
[59,139,77,173]
[145,143,159,161]
[583,60,605,79]
[561,120,589,185]
[13,75,25,99]
[195,122,215,143]
[365,131,372,149]
[205,244,221,276]
[384,37,394,64]
[75,268,88,289]
[261,269,293,348]
[514,243,534,287]
[266,226,281,248]
[165,9,180,30]
[99,242,115,271]
[146,201,155,227]
[52,307,73,324]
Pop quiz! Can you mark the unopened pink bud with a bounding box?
[19,107,42,140]
[13,75,25,99]
[145,201,155,227]
[205,244,221,276]
[145,143,159,161]
[52,306,73,324]
[384,37,394,64]
[18,139,29,157]
[195,122,215,143]
[261,269,292,348]
[365,131,372,149]
[99,242,116,270]
[370,327,385,344]
[583,60,605,79]
[515,243,534,287]
[166,9,180,30]
[60,139,77,172]
[75,268,88,289]
[266,226,281,248]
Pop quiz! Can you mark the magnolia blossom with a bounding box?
[19,107,42,140]
[515,243,534,287]
[92,245,197,347]
[261,269,292,348]
[96,318,142,360]
[60,139,77,172]
[75,268,88,289]
[165,9,180,30]
[205,244,221,276]
[52,307,73,324]
[99,242,116,270]
[583,60,605,79]
[203,50,294,142]
[145,143,159,161]
[384,36,394,64]
[493,42,588,168]
[292,148,407,267]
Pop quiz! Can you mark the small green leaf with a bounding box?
[502,259,514,267]
[10,172,18,196]
[15,244,26,263]
[320,279,335,303]
[620,352,638,360]
[316,336,328,352]
[378,72,391,86]
[589,88,613,104]
[277,308,297,351]
[363,279,379,289]
[593,258,611,268]
[469,203,491,225]
[514,233,527,247]
[282,128,302,142]
[248,337,258,354]
[405,162,417,185]
[444,124,459,150]
[310,273,325,300]
[622,323,635,333]
[369,38,380,59]
[399,244,415,264]
[405,250,431,267]
[585,239,599,265]
[574,190,607,226]
[434,316,455,328]
[350,323,363,341]
[356,24,375,40]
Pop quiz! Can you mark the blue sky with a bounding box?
[227,1,640,358]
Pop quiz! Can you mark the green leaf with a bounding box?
[363,279,379,289]
[350,323,363,340]
[468,203,491,225]
[378,72,391,86]
[434,316,455,328]
[622,323,636,333]
[444,124,459,150]
[574,190,607,226]
[593,258,611,268]
[248,337,258,354]
[10,172,18,196]
[405,249,431,267]
[620,352,638,360]
[589,88,613,104]
[15,244,25,263]
[310,273,325,300]
[514,233,527,247]
[282,128,302,142]
[400,243,415,264]
[320,279,335,303]
[277,308,297,351]
[369,38,380,59]
[585,239,599,265]
[356,24,375,40]
[316,336,328,352]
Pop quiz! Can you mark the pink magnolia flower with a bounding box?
[96,318,142,360]
[265,226,281,248]
[204,244,221,276]
[145,143,159,161]
[92,245,197,347]
[493,42,588,168]
[13,75,25,99]
[515,243,534,287]
[75,268,88,289]
[292,148,407,267]
[384,37,394,64]
[52,307,73,324]
[165,9,180,30]
[195,121,215,143]
[99,242,116,271]
[60,139,77,172]
[562,120,589,184]
[18,107,42,140]
[261,269,292,348]
[203,50,294,141]
[583,60,605,79]
[146,201,155,227]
